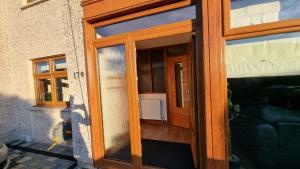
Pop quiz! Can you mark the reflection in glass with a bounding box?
[137,51,152,93]
[36,79,52,102]
[226,32,300,78]
[56,77,69,102]
[151,50,165,92]
[54,59,67,71]
[230,0,300,28]
[226,32,300,169]
[96,5,196,38]
[175,62,184,107]
[97,45,131,162]
[36,62,49,73]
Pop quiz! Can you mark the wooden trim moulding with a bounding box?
[31,54,66,61]
[200,0,228,168]
[125,39,143,168]
[81,0,103,7]
[225,25,300,41]
[92,0,192,27]
[83,0,191,23]
[93,20,198,47]
[83,20,105,167]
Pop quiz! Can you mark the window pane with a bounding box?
[175,62,184,107]
[97,45,131,162]
[54,58,67,71]
[36,79,52,102]
[167,44,188,56]
[36,62,49,74]
[137,51,152,93]
[230,0,300,28]
[56,77,69,102]
[226,32,300,169]
[96,5,196,38]
[151,49,166,92]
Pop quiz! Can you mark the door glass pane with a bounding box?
[175,62,184,107]
[56,77,69,102]
[36,62,49,74]
[151,49,165,92]
[96,5,196,38]
[54,58,67,71]
[97,45,131,162]
[230,0,300,28]
[226,32,300,169]
[137,50,152,93]
[36,79,52,102]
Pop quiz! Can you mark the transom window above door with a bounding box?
[95,5,196,38]
[32,55,69,107]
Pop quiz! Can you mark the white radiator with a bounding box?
[140,99,162,120]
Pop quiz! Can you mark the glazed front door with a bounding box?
[167,55,191,129]
[93,39,142,168]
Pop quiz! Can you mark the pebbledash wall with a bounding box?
[0,0,93,167]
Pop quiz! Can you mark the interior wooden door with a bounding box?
[167,55,190,129]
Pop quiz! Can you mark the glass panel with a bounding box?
[151,49,166,92]
[175,62,184,107]
[96,5,196,38]
[230,0,300,28]
[36,62,49,74]
[167,44,188,56]
[226,32,300,169]
[54,58,67,71]
[137,51,152,93]
[56,77,69,102]
[97,45,131,162]
[36,79,52,102]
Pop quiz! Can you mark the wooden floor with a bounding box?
[141,122,191,144]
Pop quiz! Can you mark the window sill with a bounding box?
[20,0,50,10]
[31,106,71,112]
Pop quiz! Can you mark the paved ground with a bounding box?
[8,148,76,169]
[6,140,77,169]
[8,140,73,157]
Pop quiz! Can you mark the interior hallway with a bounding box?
[141,122,191,144]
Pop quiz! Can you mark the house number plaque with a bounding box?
[73,71,85,79]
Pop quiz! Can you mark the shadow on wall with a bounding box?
[0,93,92,165]
[0,93,71,144]
[0,94,32,143]
[69,95,91,165]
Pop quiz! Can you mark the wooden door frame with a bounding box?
[197,0,228,169]
[82,0,230,169]
[83,0,300,169]
[84,28,142,168]
[198,1,300,169]
[83,8,199,168]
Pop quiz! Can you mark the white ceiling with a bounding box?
[136,32,194,49]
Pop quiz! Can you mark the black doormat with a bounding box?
[105,139,195,169]
[142,139,195,169]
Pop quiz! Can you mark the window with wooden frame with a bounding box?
[32,55,69,107]
[223,0,300,36]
